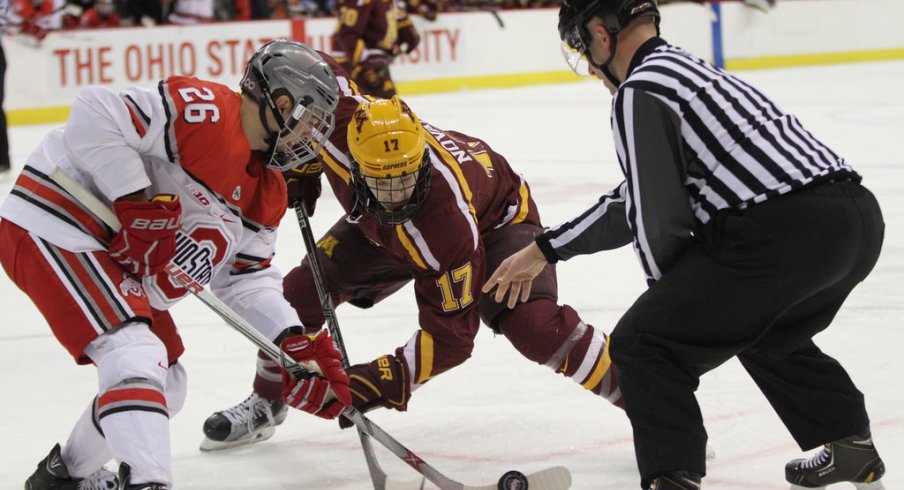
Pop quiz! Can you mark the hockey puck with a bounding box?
[497,470,529,490]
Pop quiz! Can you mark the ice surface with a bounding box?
[2,60,902,489]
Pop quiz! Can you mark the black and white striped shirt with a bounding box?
[536,37,858,283]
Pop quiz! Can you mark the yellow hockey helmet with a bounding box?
[347,96,431,224]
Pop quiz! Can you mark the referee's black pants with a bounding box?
[609,180,884,481]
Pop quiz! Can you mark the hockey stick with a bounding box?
[293,202,424,490]
[457,5,504,28]
[293,207,572,490]
[50,168,570,490]
[48,168,316,380]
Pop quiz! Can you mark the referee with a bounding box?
[482,1,886,489]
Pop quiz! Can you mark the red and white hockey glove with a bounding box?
[281,330,352,419]
[109,194,182,277]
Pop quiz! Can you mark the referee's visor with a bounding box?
[560,22,592,76]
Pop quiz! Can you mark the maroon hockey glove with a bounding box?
[284,162,323,215]
[281,330,352,419]
[110,194,182,277]
[396,23,421,54]
[338,354,411,429]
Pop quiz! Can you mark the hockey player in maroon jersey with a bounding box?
[0,40,353,490]
[331,0,423,98]
[202,94,623,447]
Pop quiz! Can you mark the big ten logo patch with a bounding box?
[377,356,393,381]
[316,234,339,258]
[155,226,228,301]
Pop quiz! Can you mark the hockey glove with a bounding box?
[338,354,411,429]
[396,23,421,54]
[283,162,323,214]
[281,330,352,419]
[110,194,182,277]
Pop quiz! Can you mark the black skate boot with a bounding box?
[116,463,166,490]
[646,471,701,490]
[786,431,885,489]
[25,444,117,490]
[200,392,287,451]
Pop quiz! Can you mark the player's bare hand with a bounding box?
[481,242,548,309]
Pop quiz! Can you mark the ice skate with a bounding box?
[786,431,885,489]
[647,471,701,490]
[116,463,166,490]
[24,443,117,490]
[200,392,287,451]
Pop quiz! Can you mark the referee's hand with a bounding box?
[482,242,548,309]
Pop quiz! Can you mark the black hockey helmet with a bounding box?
[558,0,660,78]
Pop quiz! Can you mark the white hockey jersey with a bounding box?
[0,77,299,341]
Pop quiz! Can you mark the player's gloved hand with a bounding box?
[351,54,391,90]
[110,194,182,277]
[337,354,410,429]
[396,23,421,54]
[281,330,352,419]
[284,162,323,214]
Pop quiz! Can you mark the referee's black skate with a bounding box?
[25,444,117,490]
[786,431,885,489]
[646,471,701,489]
[200,392,287,451]
[116,463,166,490]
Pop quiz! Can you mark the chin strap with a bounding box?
[588,32,622,88]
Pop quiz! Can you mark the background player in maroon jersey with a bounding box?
[331,0,427,98]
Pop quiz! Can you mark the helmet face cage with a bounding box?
[242,40,340,171]
[351,152,431,225]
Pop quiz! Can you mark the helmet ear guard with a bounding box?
[347,96,431,225]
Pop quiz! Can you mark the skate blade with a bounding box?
[199,426,277,451]
[789,481,885,490]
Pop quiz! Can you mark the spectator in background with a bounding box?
[8,0,53,40]
[168,0,214,23]
[61,0,120,28]
[331,0,423,98]
[119,0,165,26]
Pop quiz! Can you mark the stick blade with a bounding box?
[384,476,426,490]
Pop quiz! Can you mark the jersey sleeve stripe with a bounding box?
[320,149,351,184]
[13,167,114,243]
[121,94,150,138]
[425,140,479,251]
[581,338,612,390]
[415,330,435,384]
[395,224,429,270]
[157,80,179,164]
[511,179,531,225]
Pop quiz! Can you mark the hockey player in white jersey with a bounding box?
[0,40,352,489]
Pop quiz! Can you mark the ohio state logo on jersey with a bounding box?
[153,224,229,302]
